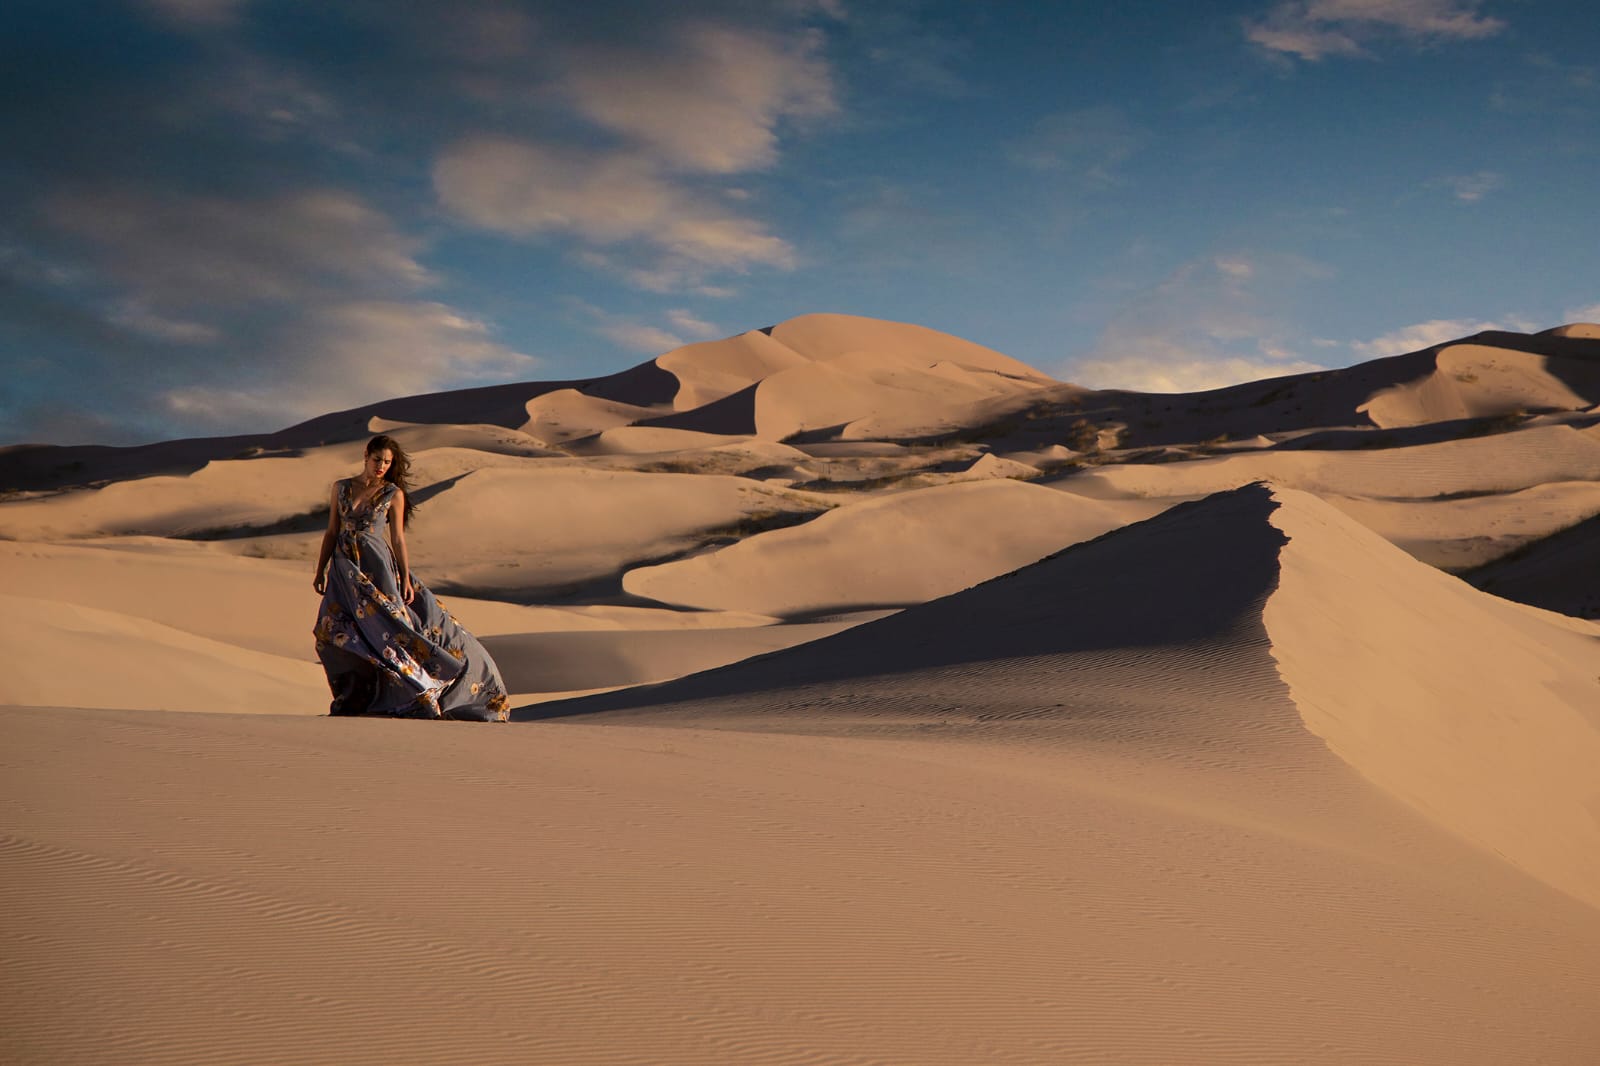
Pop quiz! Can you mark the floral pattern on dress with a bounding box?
[312,477,510,722]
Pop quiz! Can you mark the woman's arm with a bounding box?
[312,483,340,594]
[389,490,415,603]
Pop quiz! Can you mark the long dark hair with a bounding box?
[366,434,419,517]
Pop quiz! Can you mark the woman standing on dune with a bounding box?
[312,434,510,721]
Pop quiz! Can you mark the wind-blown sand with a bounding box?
[4,313,1600,1064]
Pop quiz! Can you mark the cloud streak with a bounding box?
[434,138,797,280]
[1350,317,1511,358]
[561,22,835,175]
[1433,170,1505,203]
[162,301,537,428]
[45,188,431,310]
[1247,0,1505,61]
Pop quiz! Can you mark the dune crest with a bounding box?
[1265,487,1600,908]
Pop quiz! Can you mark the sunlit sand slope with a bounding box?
[1358,340,1600,428]
[0,595,325,713]
[1265,487,1600,909]
[624,478,1135,615]
[1068,424,1600,500]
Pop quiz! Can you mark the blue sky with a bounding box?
[2,0,1596,446]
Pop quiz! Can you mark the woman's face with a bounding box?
[364,449,394,481]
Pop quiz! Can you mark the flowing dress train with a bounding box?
[313,478,510,721]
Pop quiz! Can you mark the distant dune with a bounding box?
[5,313,1600,1065]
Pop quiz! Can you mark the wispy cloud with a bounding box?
[596,322,687,354]
[45,188,431,310]
[434,139,797,283]
[1432,170,1505,203]
[1246,0,1506,61]
[1007,106,1146,186]
[1063,252,1329,393]
[432,12,837,294]
[666,309,723,339]
[561,23,835,175]
[162,301,537,427]
[16,180,528,440]
[563,299,727,356]
[1350,316,1510,358]
[106,301,221,344]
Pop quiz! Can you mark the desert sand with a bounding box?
[4,312,1600,1064]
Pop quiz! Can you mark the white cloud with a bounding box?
[162,300,537,426]
[598,323,686,354]
[107,302,220,344]
[1247,0,1505,61]
[666,308,723,339]
[434,137,797,280]
[567,299,718,354]
[1562,302,1600,323]
[1071,354,1327,393]
[1351,317,1506,358]
[46,188,431,308]
[562,23,835,175]
[1063,252,1329,393]
[1434,170,1505,203]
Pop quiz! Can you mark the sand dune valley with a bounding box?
[6,312,1600,1065]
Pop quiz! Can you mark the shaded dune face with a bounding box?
[527,486,1303,750]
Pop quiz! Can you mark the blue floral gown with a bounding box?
[313,478,510,722]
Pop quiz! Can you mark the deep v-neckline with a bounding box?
[349,478,387,516]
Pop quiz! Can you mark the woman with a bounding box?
[312,435,510,722]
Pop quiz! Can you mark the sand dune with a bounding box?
[1467,509,1600,618]
[550,483,1600,911]
[771,312,1054,381]
[0,449,353,540]
[6,314,1600,1065]
[0,538,322,659]
[1266,486,1600,909]
[655,328,811,409]
[624,477,1140,616]
[1320,479,1600,569]
[519,388,664,445]
[0,595,325,713]
[485,618,867,696]
[1359,341,1600,428]
[408,465,828,597]
[580,425,752,455]
[1064,423,1600,500]
[363,417,560,457]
